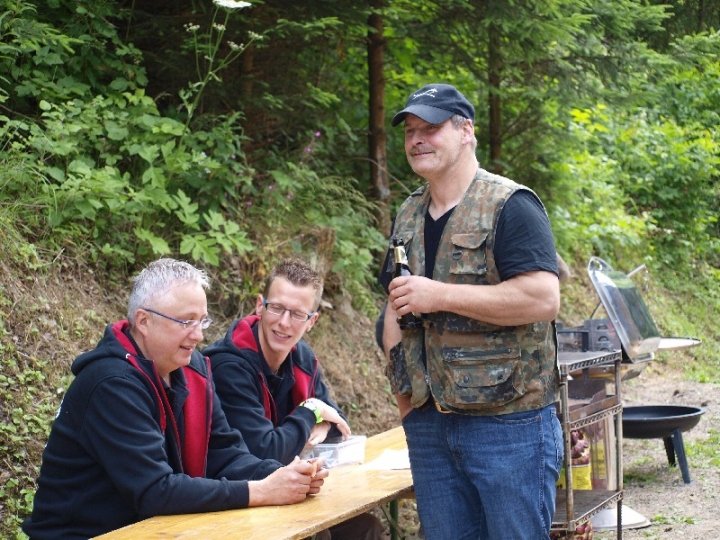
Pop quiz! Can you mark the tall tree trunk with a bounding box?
[367,0,391,238]
[487,23,503,175]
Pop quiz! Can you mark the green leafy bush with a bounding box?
[1,0,384,316]
[548,107,649,268]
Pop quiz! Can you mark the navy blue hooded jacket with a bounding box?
[203,315,346,465]
[22,321,282,540]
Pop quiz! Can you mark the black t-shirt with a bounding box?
[493,190,558,280]
[379,190,558,291]
[424,208,454,279]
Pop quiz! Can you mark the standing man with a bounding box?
[383,84,563,540]
[204,258,385,540]
[23,258,328,540]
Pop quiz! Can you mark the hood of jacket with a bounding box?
[72,320,141,376]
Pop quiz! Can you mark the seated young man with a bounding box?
[204,258,384,540]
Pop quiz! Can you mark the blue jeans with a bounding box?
[402,403,563,540]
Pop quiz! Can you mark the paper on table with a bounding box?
[362,448,411,470]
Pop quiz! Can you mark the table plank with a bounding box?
[94,427,411,540]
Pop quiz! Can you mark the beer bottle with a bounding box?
[392,236,423,329]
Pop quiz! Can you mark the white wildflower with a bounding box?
[213,23,226,32]
[213,0,252,9]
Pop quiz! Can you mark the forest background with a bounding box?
[1,0,719,538]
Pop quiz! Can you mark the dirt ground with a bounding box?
[593,356,720,540]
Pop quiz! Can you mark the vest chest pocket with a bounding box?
[440,345,526,409]
[449,233,488,279]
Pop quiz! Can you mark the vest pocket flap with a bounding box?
[449,233,488,277]
[440,345,526,408]
[451,362,515,388]
[443,345,519,388]
[450,232,487,249]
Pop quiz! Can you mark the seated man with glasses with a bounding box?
[204,258,384,540]
[23,258,329,540]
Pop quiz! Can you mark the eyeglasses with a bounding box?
[142,308,213,330]
[262,297,315,322]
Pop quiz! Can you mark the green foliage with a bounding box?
[2,93,256,268]
[650,514,696,526]
[649,268,720,384]
[380,0,674,187]
[611,114,719,268]
[0,0,147,110]
[244,131,386,313]
[1,0,384,314]
[0,354,66,536]
[0,213,66,538]
[178,1,261,128]
[622,468,659,485]
[656,52,720,130]
[547,37,720,273]
[548,106,649,267]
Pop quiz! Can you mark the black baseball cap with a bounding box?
[391,84,475,127]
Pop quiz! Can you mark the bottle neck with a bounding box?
[393,246,408,267]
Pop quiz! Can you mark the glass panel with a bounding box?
[587,257,661,362]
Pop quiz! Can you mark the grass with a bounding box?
[650,514,697,525]
[685,429,720,467]
[623,469,660,485]
[649,270,720,385]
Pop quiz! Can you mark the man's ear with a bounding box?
[133,309,151,337]
[255,294,264,316]
[305,311,320,332]
[462,119,475,141]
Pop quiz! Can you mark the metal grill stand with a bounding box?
[553,350,624,539]
[556,257,703,533]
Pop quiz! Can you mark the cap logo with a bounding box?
[411,88,437,100]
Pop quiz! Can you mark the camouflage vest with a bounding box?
[393,168,559,415]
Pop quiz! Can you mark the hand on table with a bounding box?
[248,457,328,506]
[300,457,327,494]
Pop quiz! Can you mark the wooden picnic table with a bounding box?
[94,426,412,540]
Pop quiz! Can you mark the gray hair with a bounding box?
[451,113,477,153]
[127,258,210,324]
